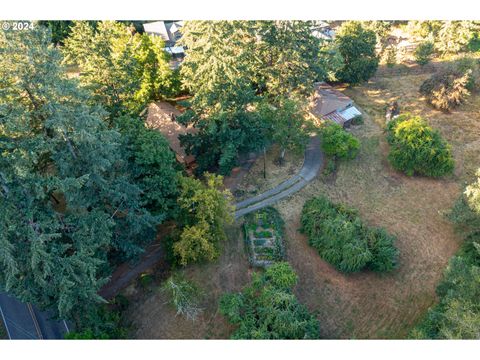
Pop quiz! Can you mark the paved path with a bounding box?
[0,292,69,339]
[234,135,323,219]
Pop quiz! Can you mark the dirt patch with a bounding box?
[271,68,479,338]
[124,224,251,339]
[233,145,303,201]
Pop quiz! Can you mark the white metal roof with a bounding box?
[339,106,362,120]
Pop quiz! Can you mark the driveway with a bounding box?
[235,135,323,218]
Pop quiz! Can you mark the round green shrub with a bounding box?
[386,114,455,177]
[320,123,360,160]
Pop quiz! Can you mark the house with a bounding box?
[309,82,362,127]
[146,101,197,172]
[143,20,185,59]
[311,21,336,41]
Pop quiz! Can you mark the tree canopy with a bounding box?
[178,21,326,175]
[63,21,177,118]
[0,27,158,324]
[334,21,379,84]
[173,173,234,265]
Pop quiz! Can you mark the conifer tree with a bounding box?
[0,27,156,322]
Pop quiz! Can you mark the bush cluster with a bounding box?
[300,196,398,273]
[320,123,360,160]
[386,114,455,177]
[419,69,471,111]
[219,262,320,339]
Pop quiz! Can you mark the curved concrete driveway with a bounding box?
[234,135,323,219]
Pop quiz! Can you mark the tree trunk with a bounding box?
[263,147,267,179]
[278,148,286,166]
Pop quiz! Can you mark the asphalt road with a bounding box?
[0,292,69,339]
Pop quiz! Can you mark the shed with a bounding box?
[309,82,361,127]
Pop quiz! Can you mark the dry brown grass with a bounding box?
[234,144,303,201]
[125,224,250,339]
[273,68,480,338]
[125,58,480,339]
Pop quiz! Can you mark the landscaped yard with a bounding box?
[122,57,480,340]
[233,144,303,201]
[272,61,480,338]
[244,207,286,267]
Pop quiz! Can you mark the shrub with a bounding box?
[162,274,203,321]
[414,41,435,65]
[383,45,397,68]
[386,114,455,177]
[419,69,471,111]
[320,123,360,160]
[219,262,320,339]
[350,114,364,125]
[300,196,398,273]
[448,56,480,91]
[365,228,399,272]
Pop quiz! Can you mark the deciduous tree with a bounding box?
[334,21,379,85]
[173,173,234,265]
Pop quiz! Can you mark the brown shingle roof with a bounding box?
[146,101,197,164]
[310,82,353,118]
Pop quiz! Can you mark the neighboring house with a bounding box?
[143,20,185,59]
[146,101,197,173]
[311,21,336,41]
[309,82,362,127]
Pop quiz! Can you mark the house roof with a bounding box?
[143,21,183,44]
[146,101,197,164]
[310,82,353,118]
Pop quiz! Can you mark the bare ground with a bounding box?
[233,144,303,201]
[125,224,251,339]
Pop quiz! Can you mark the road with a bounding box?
[0,292,69,339]
[235,135,323,218]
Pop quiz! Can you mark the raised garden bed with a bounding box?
[243,207,285,268]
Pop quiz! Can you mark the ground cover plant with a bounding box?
[386,114,455,177]
[300,196,398,273]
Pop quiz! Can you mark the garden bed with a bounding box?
[243,207,285,267]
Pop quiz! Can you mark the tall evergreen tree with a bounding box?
[0,28,156,322]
